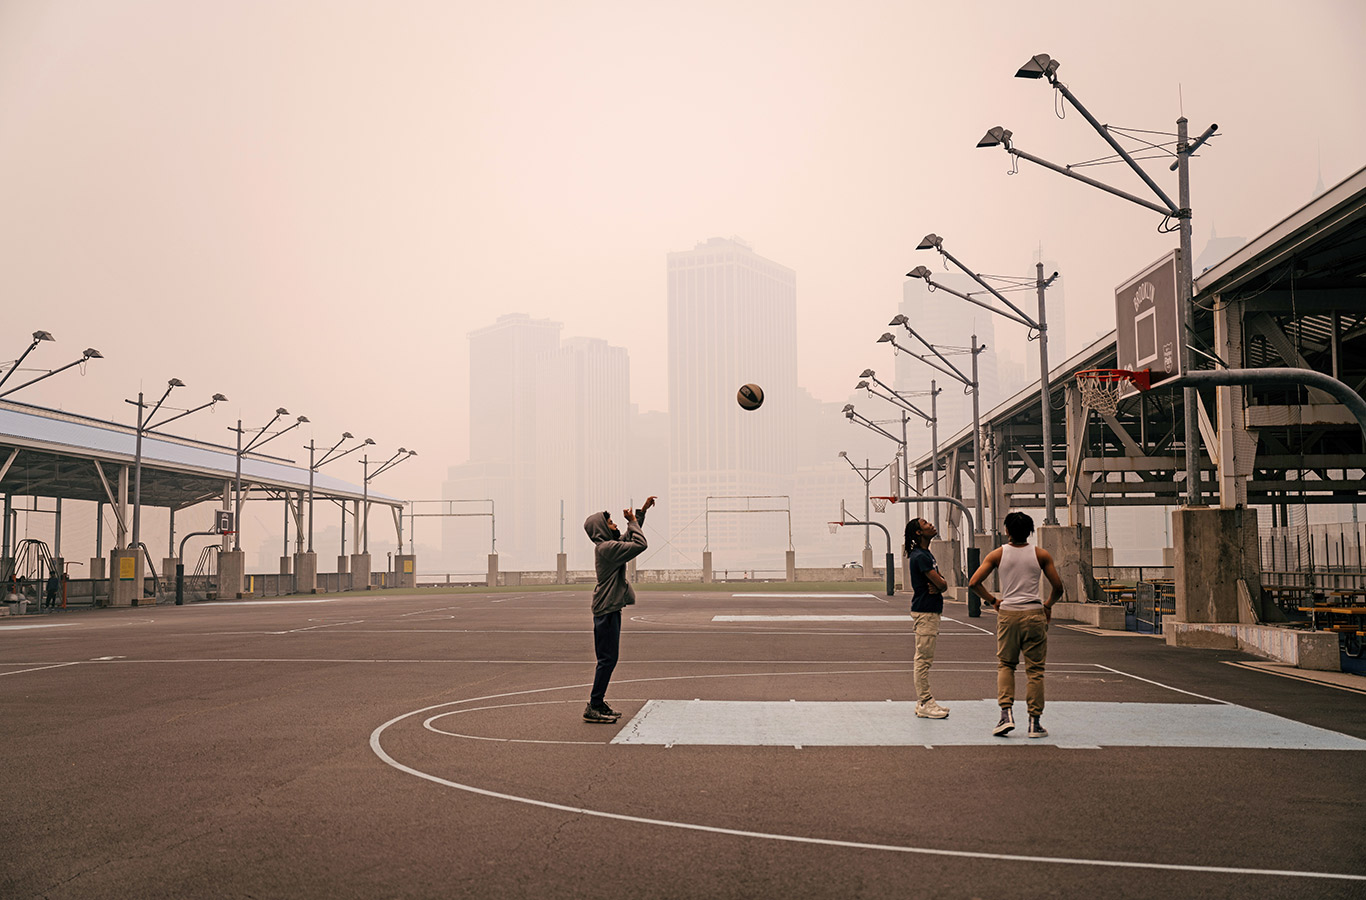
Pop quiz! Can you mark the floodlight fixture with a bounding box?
[976,126,1013,149]
[877,332,895,343]
[1015,53,1059,80]
[167,377,186,388]
[276,407,289,416]
[906,267,933,280]
[297,415,309,424]
[212,393,228,403]
[341,431,354,439]
[33,331,54,342]
[916,234,943,251]
[855,380,871,390]
[83,349,103,358]
[859,369,875,378]
[888,314,909,326]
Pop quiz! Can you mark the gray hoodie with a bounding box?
[583,509,648,617]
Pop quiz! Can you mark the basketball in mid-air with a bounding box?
[737,383,764,411]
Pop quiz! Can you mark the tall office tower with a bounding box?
[667,237,798,571]
[535,336,631,569]
[445,313,563,570]
[894,272,1000,460]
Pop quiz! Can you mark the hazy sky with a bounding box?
[2,0,1363,503]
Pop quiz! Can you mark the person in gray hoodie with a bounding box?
[582,496,655,723]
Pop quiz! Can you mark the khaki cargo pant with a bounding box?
[997,607,1048,717]
[911,611,941,703]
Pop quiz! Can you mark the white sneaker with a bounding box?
[915,700,949,719]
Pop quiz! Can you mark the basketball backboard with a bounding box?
[1114,249,1183,399]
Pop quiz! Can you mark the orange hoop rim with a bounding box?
[1075,368,1150,392]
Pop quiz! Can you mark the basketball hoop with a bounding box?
[827,521,841,534]
[870,496,892,513]
[1075,369,1150,417]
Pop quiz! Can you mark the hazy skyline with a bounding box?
[2,0,1363,507]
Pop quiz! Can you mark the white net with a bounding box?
[827,522,840,534]
[870,497,889,513]
[1076,371,1124,417]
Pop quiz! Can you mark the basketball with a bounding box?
[737,383,764,411]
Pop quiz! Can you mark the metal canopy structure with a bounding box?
[906,165,1366,537]
[0,400,398,513]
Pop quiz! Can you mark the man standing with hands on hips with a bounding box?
[968,511,1065,738]
[582,496,655,723]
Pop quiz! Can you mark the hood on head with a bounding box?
[584,511,615,543]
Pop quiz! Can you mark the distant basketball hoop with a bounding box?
[828,521,841,534]
[870,497,890,513]
[1075,368,1151,417]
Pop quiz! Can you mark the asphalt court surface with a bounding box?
[3,588,1365,899]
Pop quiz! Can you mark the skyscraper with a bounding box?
[667,237,798,570]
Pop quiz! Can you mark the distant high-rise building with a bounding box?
[667,237,798,570]
[444,314,634,571]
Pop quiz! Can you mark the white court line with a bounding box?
[370,671,1366,883]
[713,615,913,622]
[0,661,80,677]
[0,622,79,631]
[730,593,877,599]
[941,615,994,636]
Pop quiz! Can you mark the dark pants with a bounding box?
[590,610,622,705]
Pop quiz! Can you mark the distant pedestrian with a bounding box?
[581,496,655,723]
[45,570,60,608]
[905,517,950,719]
[968,511,1064,738]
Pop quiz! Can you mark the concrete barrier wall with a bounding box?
[1051,601,1127,630]
[1166,622,1340,671]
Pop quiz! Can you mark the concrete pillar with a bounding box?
[1092,546,1114,567]
[932,538,961,587]
[279,556,292,576]
[861,546,874,572]
[1171,507,1264,624]
[486,553,499,588]
[394,554,416,588]
[627,558,637,581]
[785,550,796,582]
[1038,524,1095,604]
[336,555,349,575]
[218,550,246,599]
[556,553,567,585]
[702,551,713,584]
[89,557,106,580]
[108,548,141,607]
[294,551,318,594]
[350,553,372,590]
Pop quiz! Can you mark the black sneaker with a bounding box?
[1028,715,1048,738]
[598,702,623,718]
[583,704,618,724]
[992,707,1015,736]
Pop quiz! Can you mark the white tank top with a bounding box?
[998,543,1043,609]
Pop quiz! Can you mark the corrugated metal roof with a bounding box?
[0,402,398,505]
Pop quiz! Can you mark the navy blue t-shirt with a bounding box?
[908,546,943,613]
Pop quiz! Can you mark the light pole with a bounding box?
[907,241,1054,521]
[853,370,939,533]
[232,408,308,552]
[308,434,373,553]
[126,380,227,556]
[837,451,887,558]
[977,52,1217,506]
[0,337,102,399]
[880,319,988,535]
[361,448,416,554]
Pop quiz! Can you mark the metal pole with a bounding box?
[130,392,144,550]
[1036,263,1057,524]
[1177,116,1202,506]
[362,457,369,554]
[970,334,984,536]
[900,412,910,533]
[930,379,940,531]
[307,441,316,553]
[864,458,872,551]
[233,419,243,552]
